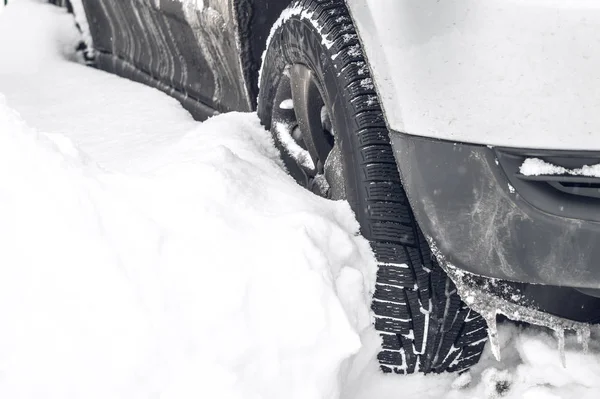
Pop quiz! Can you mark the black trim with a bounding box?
[497,148,600,218]
[390,131,600,289]
[517,174,600,200]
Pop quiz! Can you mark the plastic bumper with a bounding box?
[390,132,600,289]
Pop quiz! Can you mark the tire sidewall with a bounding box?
[258,18,367,232]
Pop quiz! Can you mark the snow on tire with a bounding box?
[257,0,488,374]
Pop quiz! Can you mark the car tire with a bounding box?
[258,0,488,374]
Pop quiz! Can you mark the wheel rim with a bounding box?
[271,64,346,200]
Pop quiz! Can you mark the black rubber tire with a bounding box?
[257,0,488,374]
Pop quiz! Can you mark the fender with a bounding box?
[346,0,600,150]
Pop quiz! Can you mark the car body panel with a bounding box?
[346,0,600,150]
[391,131,600,289]
[82,0,253,114]
[80,0,290,116]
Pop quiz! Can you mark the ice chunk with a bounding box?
[577,327,591,353]
[427,237,593,366]
[484,311,501,362]
[556,328,566,368]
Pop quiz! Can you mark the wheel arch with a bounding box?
[235,0,293,109]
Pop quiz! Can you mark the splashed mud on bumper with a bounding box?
[390,131,600,289]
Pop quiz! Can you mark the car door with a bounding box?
[82,0,252,115]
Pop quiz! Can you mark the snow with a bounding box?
[360,77,374,90]
[520,158,600,178]
[346,323,600,399]
[274,121,316,171]
[1,93,374,398]
[3,1,600,398]
[279,98,294,110]
[69,0,93,57]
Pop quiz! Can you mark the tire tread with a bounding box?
[258,0,487,375]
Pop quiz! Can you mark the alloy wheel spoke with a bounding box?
[289,64,333,173]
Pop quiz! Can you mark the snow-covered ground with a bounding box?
[2,1,600,398]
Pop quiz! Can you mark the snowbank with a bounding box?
[0,4,376,397]
[0,0,198,172]
[0,0,81,74]
[0,93,376,398]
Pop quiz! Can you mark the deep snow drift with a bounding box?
[0,2,376,398]
[0,93,375,398]
[2,1,600,398]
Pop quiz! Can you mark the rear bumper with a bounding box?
[390,132,600,289]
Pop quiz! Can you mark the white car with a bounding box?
[52,0,600,375]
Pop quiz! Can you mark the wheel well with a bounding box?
[235,0,293,109]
